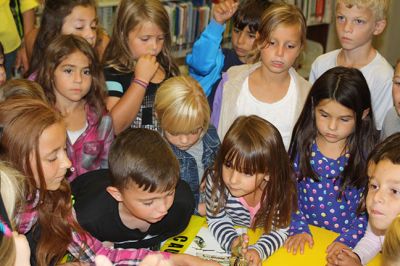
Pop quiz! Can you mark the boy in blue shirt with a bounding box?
[186,0,271,108]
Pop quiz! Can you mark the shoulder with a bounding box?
[204,125,220,143]
[363,52,394,77]
[312,49,340,69]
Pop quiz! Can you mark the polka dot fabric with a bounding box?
[288,142,367,248]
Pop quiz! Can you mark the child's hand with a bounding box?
[326,241,350,262]
[213,0,239,25]
[326,249,361,266]
[134,54,159,84]
[231,233,249,257]
[197,202,206,216]
[13,231,31,266]
[139,254,172,266]
[244,249,262,266]
[284,233,314,255]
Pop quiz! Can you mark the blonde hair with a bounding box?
[382,216,400,266]
[0,162,25,266]
[0,79,48,102]
[103,0,179,76]
[256,2,307,50]
[336,0,389,21]
[154,76,210,135]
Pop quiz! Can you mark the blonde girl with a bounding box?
[0,98,219,266]
[211,2,310,149]
[0,162,30,266]
[36,35,114,182]
[206,115,297,265]
[103,0,180,134]
[0,79,47,102]
[27,0,109,75]
[155,76,220,215]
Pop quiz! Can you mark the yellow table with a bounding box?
[161,216,381,266]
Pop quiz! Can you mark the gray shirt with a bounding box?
[381,107,400,139]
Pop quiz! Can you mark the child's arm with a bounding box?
[284,206,313,255]
[98,115,114,169]
[205,173,239,252]
[210,73,228,130]
[106,55,159,134]
[186,0,238,96]
[251,227,289,261]
[351,223,383,265]
[327,249,362,266]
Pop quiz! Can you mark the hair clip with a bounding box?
[0,216,12,238]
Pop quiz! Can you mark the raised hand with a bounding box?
[213,0,239,25]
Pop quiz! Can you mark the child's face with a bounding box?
[258,24,302,75]
[366,159,400,235]
[335,3,384,51]
[30,122,71,191]
[0,54,5,86]
[315,99,356,148]
[53,51,92,104]
[222,161,268,198]
[128,21,165,60]
[164,127,202,151]
[118,182,175,224]
[231,25,256,63]
[393,63,400,116]
[61,5,97,47]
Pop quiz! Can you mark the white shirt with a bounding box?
[236,71,297,150]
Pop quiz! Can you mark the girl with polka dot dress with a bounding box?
[284,67,379,262]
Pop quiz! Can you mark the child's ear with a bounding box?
[264,175,270,182]
[373,19,386,36]
[106,186,123,202]
[362,108,370,120]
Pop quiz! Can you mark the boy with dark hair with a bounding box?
[186,0,271,107]
[72,128,195,249]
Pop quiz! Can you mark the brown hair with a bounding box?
[103,0,179,76]
[209,115,297,232]
[0,99,83,266]
[36,34,107,123]
[108,128,179,192]
[256,2,307,52]
[28,0,106,75]
[0,79,48,102]
[155,75,210,135]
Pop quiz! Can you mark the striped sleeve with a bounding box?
[205,173,238,252]
[249,227,288,260]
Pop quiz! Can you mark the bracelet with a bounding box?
[131,78,149,89]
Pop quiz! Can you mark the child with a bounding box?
[0,162,31,266]
[154,76,220,216]
[0,79,47,102]
[186,0,271,107]
[35,35,114,182]
[27,0,109,76]
[103,0,180,134]
[206,115,297,265]
[327,133,400,265]
[285,67,378,259]
[309,0,393,130]
[211,2,311,149]
[382,59,400,139]
[71,128,194,249]
[0,42,5,86]
[0,98,219,266]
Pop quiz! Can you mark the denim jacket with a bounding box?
[169,125,220,212]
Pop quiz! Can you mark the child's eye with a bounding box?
[340,118,350,122]
[249,33,256,39]
[143,201,153,206]
[336,15,345,22]
[368,183,378,190]
[224,161,233,168]
[233,28,240,33]
[287,44,297,49]
[391,189,400,195]
[83,69,91,75]
[269,41,276,46]
[48,157,57,162]
[354,19,365,25]
[393,79,400,86]
[63,68,73,74]
[157,36,165,41]
[140,37,149,42]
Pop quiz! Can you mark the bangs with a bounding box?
[233,14,259,33]
[162,104,207,135]
[223,142,268,176]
